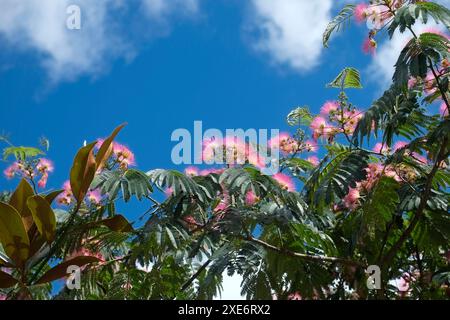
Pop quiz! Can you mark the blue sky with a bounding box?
[1,0,448,300]
[1,0,448,214]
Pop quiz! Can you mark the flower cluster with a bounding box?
[310,101,363,142]
[3,158,54,189]
[56,180,103,207]
[96,140,136,170]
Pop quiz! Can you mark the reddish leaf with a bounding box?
[70,142,97,203]
[96,124,126,171]
[9,179,35,231]
[35,256,101,285]
[0,270,18,289]
[27,196,56,244]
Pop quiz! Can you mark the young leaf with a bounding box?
[323,4,356,48]
[95,123,126,171]
[70,141,97,203]
[35,256,101,285]
[327,67,362,90]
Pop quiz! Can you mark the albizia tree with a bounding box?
[0,0,449,300]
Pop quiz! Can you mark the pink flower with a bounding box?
[343,187,360,210]
[288,292,302,300]
[354,3,368,23]
[113,142,135,169]
[164,187,173,197]
[310,116,333,141]
[245,190,259,205]
[87,189,102,205]
[185,166,199,177]
[372,143,387,154]
[3,162,20,179]
[440,102,449,117]
[362,38,377,55]
[67,248,105,266]
[304,140,317,152]
[0,295,6,301]
[306,156,319,167]
[37,173,48,189]
[396,274,411,293]
[57,181,73,206]
[36,158,54,174]
[273,173,295,192]
[320,101,339,116]
[393,141,408,152]
[408,77,417,89]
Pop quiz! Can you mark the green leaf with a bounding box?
[35,256,101,285]
[26,195,56,244]
[388,2,450,38]
[92,169,153,202]
[0,202,30,266]
[362,177,400,238]
[323,4,356,48]
[70,141,97,203]
[9,179,35,231]
[95,123,126,170]
[327,67,362,90]
[305,150,369,208]
[286,107,313,126]
[2,146,44,161]
[0,270,18,289]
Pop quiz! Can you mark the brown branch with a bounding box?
[244,236,365,267]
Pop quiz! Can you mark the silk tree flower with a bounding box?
[185,166,199,177]
[273,173,295,192]
[113,142,135,169]
[245,190,259,205]
[287,292,302,300]
[269,133,299,154]
[37,173,49,189]
[304,140,318,152]
[424,72,437,95]
[306,156,319,167]
[87,189,102,205]
[362,37,377,55]
[354,3,369,24]
[320,101,339,116]
[36,158,54,175]
[408,77,418,89]
[310,116,332,141]
[343,187,361,210]
[440,102,449,117]
[393,141,408,152]
[372,142,388,154]
[57,181,73,206]
[3,162,20,179]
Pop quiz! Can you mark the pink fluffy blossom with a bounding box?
[320,101,339,116]
[37,173,48,189]
[113,142,135,169]
[185,166,199,177]
[57,181,73,206]
[393,141,408,152]
[354,3,368,23]
[3,162,20,179]
[245,190,259,205]
[343,187,360,210]
[36,158,54,174]
[372,143,388,154]
[362,38,377,55]
[87,189,102,205]
[304,140,318,152]
[273,173,295,192]
[306,156,319,167]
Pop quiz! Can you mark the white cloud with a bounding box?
[0,0,200,83]
[247,0,333,73]
[142,0,200,18]
[215,272,245,300]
